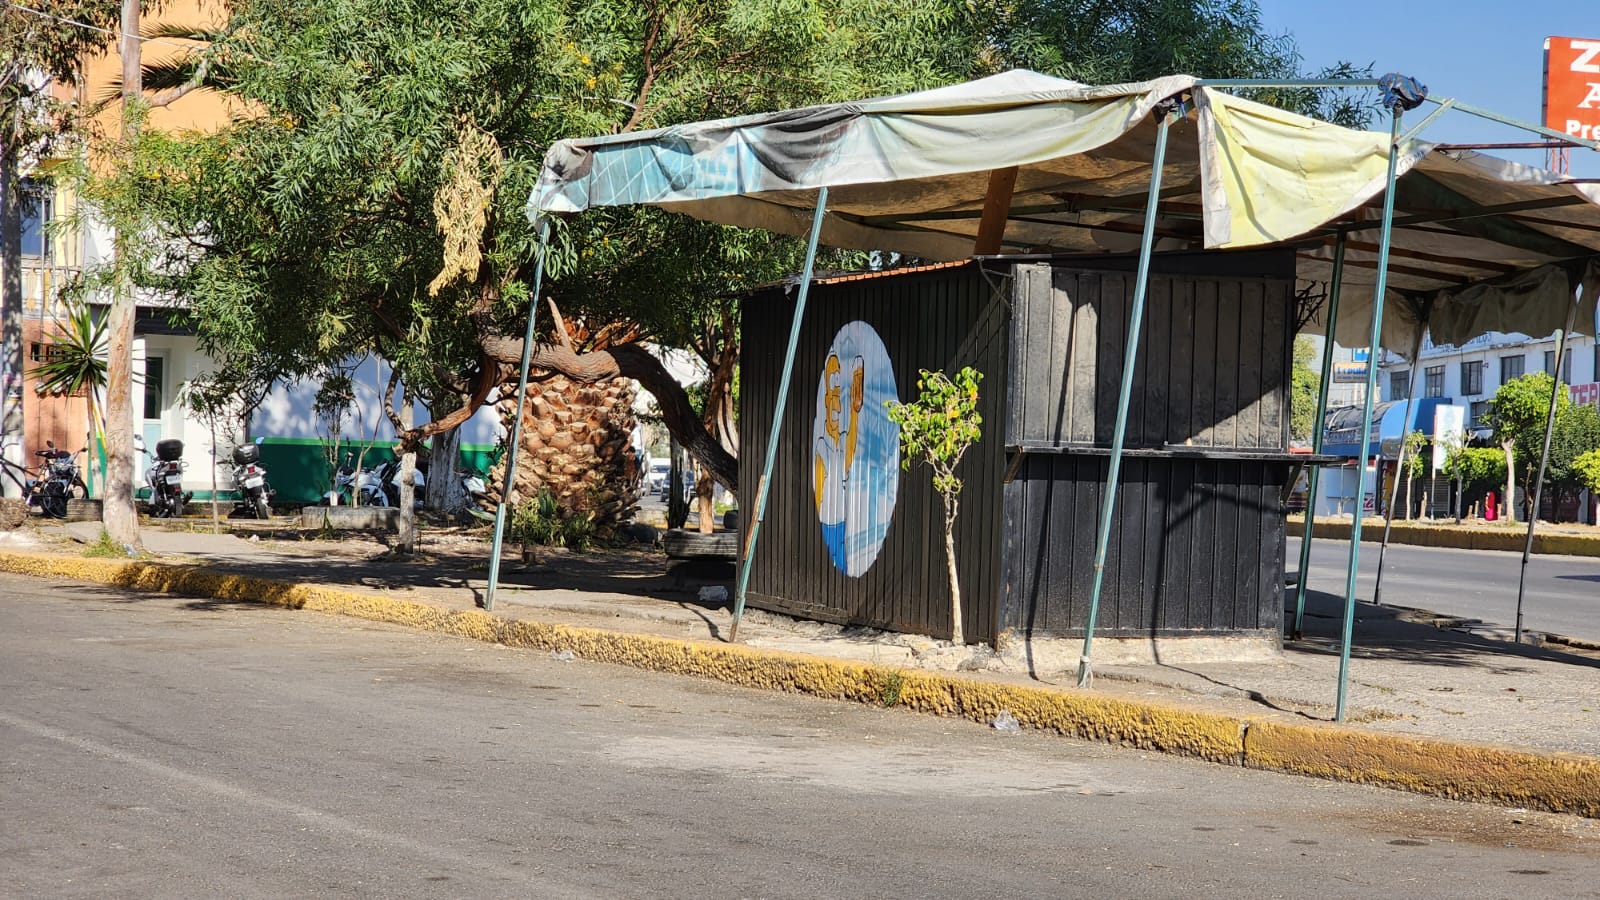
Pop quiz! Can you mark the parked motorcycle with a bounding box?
[459,467,493,522]
[136,435,191,518]
[229,437,273,519]
[367,456,424,509]
[324,450,384,507]
[31,441,86,519]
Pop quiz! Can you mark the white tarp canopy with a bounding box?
[532,70,1600,354]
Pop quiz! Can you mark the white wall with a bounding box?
[253,355,501,446]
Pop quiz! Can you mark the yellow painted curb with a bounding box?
[1245,720,1600,818]
[7,551,1599,815]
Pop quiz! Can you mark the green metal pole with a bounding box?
[730,187,829,643]
[1076,111,1173,689]
[483,220,551,611]
[1515,298,1580,643]
[1291,235,1346,639]
[1335,108,1404,723]
[1373,324,1428,607]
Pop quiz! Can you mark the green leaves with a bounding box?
[884,366,983,496]
[31,302,108,400]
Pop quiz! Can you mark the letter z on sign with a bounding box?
[1546,36,1600,142]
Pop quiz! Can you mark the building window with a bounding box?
[1424,365,1444,399]
[20,179,50,259]
[1594,343,1600,384]
[1461,360,1483,395]
[1389,370,1410,400]
[1546,349,1575,384]
[1471,400,1490,429]
[141,357,164,420]
[1501,354,1525,383]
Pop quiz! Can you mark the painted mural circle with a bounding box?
[811,321,899,577]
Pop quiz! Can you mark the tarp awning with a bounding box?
[532,70,1600,348]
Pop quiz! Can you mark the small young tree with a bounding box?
[886,367,982,646]
[1487,372,1569,522]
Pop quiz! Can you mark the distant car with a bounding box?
[644,460,670,496]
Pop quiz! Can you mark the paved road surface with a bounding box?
[4,575,1597,898]
[1290,537,1600,643]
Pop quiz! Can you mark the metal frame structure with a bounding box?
[1290,236,1345,640]
[730,188,831,642]
[1075,109,1174,688]
[496,74,1596,726]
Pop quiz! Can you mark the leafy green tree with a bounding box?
[1573,448,1600,496]
[1487,372,1569,521]
[1,1,118,496]
[1289,336,1320,443]
[121,0,1356,501]
[1548,403,1600,501]
[886,367,982,646]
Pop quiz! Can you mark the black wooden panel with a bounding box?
[1191,279,1220,447]
[1000,455,1293,638]
[740,263,1007,643]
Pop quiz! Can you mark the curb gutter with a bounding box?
[6,551,1598,818]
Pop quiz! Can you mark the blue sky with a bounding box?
[1259,1,1599,177]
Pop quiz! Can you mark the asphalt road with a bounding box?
[1290,537,1600,643]
[4,575,1598,898]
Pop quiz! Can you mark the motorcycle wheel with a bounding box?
[41,484,68,519]
[68,477,88,500]
[253,495,272,520]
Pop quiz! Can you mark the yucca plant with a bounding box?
[32,302,109,493]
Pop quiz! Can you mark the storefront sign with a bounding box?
[1569,381,1600,408]
[1332,361,1368,383]
[1433,404,1466,472]
[1545,36,1600,142]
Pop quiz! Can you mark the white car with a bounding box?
[644,460,670,496]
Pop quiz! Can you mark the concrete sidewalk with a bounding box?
[7,519,1600,816]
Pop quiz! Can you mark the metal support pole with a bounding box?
[1291,236,1347,640]
[1373,325,1428,607]
[483,221,551,611]
[1076,111,1173,689]
[1336,107,1404,723]
[730,187,829,642]
[1515,299,1580,642]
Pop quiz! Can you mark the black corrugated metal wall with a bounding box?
[739,264,1008,643]
[1000,252,1296,639]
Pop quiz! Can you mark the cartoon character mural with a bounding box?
[811,322,899,576]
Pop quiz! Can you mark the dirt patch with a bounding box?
[1336,805,1600,853]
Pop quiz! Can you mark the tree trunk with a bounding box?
[425,415,467,513]
[482,337,737,490]
[0,145,23,498]
[944,498,964,646]
[695,469,715,534]
[1405,466,1414,520]
[1502,439,1517,524]
[397,395,416,553]
[666,437,688,530]
[101,0,143,549]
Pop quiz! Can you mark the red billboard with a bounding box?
[1545,36,1600,141]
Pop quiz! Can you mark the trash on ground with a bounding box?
[992,710,1021,732]
[551,649,576,661]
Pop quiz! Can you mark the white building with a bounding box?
[1374,330,1600,433]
